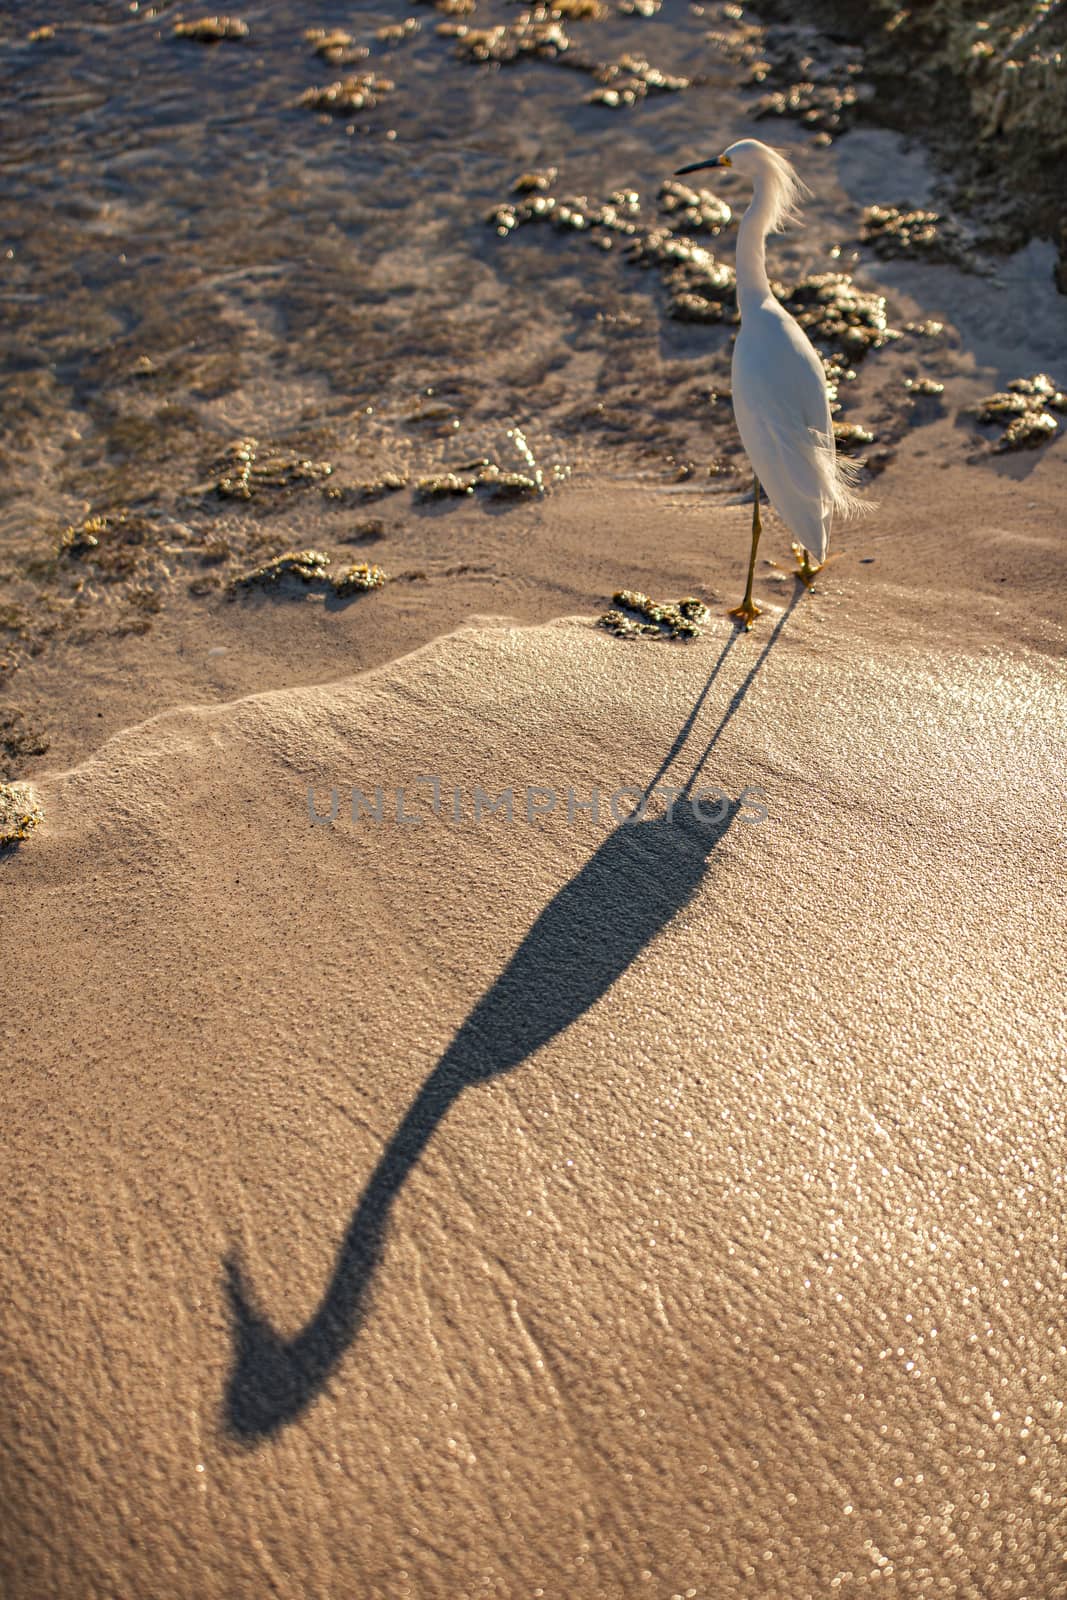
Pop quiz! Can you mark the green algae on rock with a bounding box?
[587,54,690,106]
[599,590,709,640]
[443,13,572,65]
[304,28,369,65]
[333,562,388,596]
[231,550,332,591]
[324,473,408,505]
[376,18,422,45]
[970,373,1067,453]
[860,204,977,269]
[658,180,732,237]
[173,16,249,42]
[833,420,875,447]
[415,465,541,500]
[56,510,156,580]
[786,272,897,362]
[214,439,333,500]
[0,782,43,847]
[299,75,395,115]
[513,168,559,194]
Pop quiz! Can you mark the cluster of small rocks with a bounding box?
[173,16,249,42]
[657,180,733,236]
[214,440,333,500]
[415,459,543,500]
[299,74,395,115]
[304,28,370,66]
[231,550,388,594]
[598,590,709,640]
[860,204,975,268]
[969,373,1066,452]
[587,53,689,107]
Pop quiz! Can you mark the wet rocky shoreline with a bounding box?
[0,1,1064,795]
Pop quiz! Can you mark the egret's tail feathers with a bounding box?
[812,429,878,523]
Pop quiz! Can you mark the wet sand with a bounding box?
[3,426,1066,1596]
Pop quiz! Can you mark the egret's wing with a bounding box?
[732,308,865,561]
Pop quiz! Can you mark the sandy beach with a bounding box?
[3,3,1067,1596]
[4,420,1067,1595]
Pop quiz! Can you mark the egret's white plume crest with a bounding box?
[727,138,811,237]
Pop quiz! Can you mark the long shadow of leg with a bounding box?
[225,601,798,1439]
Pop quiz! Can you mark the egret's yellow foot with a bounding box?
[728,597,762,631]
[790,544,846,588]
[790,542,822,588]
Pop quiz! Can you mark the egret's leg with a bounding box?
[729,475,763,630]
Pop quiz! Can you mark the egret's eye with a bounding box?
[721,156,732,167]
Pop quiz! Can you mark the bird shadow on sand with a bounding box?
[223,593,800,1441]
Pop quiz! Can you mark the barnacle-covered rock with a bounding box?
[754,77,863,133]
[598,608,660,639]
[173,16,249,42]
[333,561,388,595]
[56,510,152,578]
[415,470,477,499]
[629,228,737,322]
[549,0,607,16]
[997,411,1059,450]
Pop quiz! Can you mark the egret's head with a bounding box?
[673,138,810,232]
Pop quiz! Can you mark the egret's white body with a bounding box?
[732,296,836,565]
[675,138,869,624]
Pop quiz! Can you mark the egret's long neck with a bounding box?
[735,178,775,317]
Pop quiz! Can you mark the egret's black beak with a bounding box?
[674,156,729,175]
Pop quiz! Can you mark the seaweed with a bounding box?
[599,590,709,640]
[231,550,332,590]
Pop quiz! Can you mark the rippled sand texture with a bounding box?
[3,526,1066,1595]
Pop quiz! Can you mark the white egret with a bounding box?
[675,138,870,628]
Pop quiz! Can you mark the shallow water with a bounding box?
[0,4,963,511]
